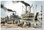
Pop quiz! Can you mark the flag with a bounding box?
[36,4,37,8]
[41,5,42,12]
[35,4,37,9]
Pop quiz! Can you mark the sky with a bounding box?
[1,1,42,18]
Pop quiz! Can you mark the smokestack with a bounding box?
[1,4,4,8]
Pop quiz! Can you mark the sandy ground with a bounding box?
[1,24,20,28]
[1,24,34,28]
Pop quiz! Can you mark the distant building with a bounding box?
[21,12,34,20]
